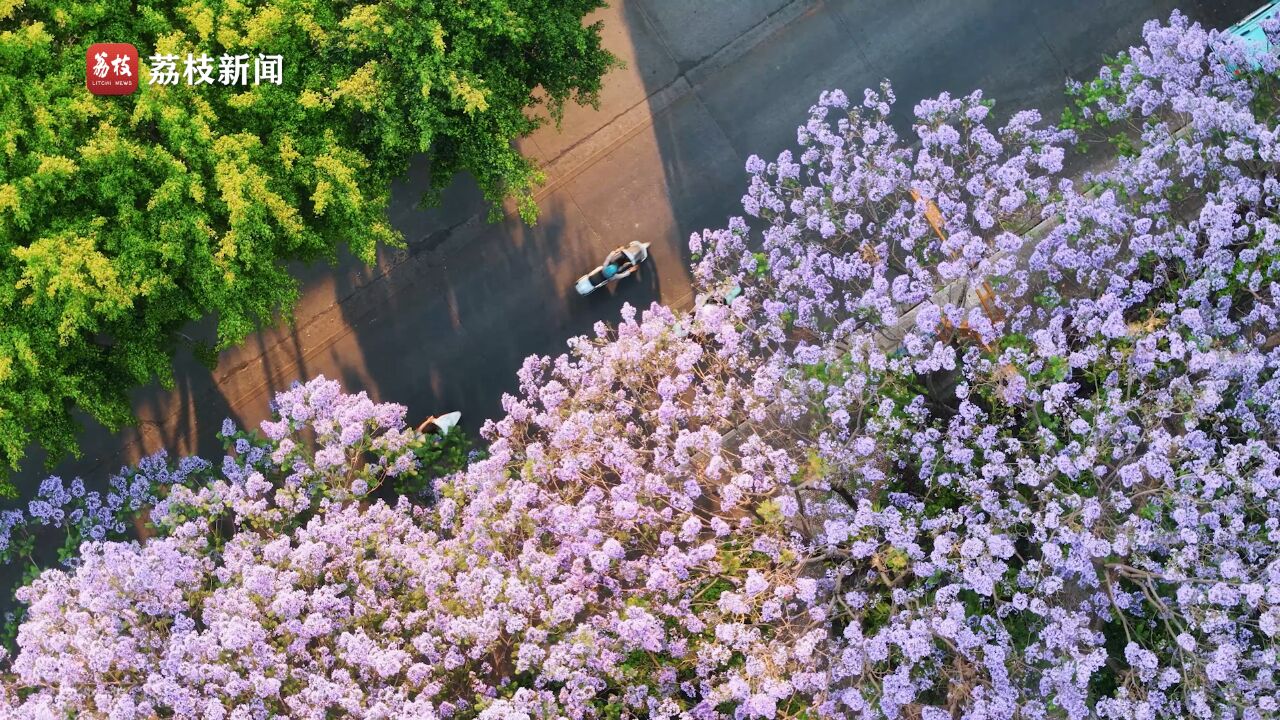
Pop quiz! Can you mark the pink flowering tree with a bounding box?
[4,11,1280,720]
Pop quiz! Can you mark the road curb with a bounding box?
[536,0,816,198]
[683,0,818,90]
[533,76,693,201]
[435,0,818,246]
[397,0,822,294]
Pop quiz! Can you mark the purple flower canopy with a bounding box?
[5,11,1280,720]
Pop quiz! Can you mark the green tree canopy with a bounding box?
[0,0,617,492]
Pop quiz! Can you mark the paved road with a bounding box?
[15,0,1259,489]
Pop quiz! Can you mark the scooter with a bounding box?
[574,241,651,296]
[694,280,743,309]
[416,411,461,436]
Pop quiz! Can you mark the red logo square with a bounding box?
[86,43,139,95]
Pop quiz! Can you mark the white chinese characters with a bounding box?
[148,53,283,86]
[255,55,283,86]
[219,55,249,86]
[110,54,132,77]
[183,54,215,85]
[91,51,133,79]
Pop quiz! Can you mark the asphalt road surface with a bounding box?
[13,0,1261,491]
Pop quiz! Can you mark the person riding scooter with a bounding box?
[602,257,635,281]
[574,241,651,295]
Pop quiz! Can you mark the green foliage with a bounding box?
[0,530,38,653]
[1061,52,1133,154]
[751,251,769,277]
[395,429,481,498]
[0,0,619,491]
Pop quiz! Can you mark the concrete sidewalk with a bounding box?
[21,0,1258,488]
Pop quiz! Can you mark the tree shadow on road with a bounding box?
[329,182,608,436]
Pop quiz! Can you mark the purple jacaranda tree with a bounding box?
[0,306,821,719]
[684,10,1280,718]
[3,10,1280,720]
